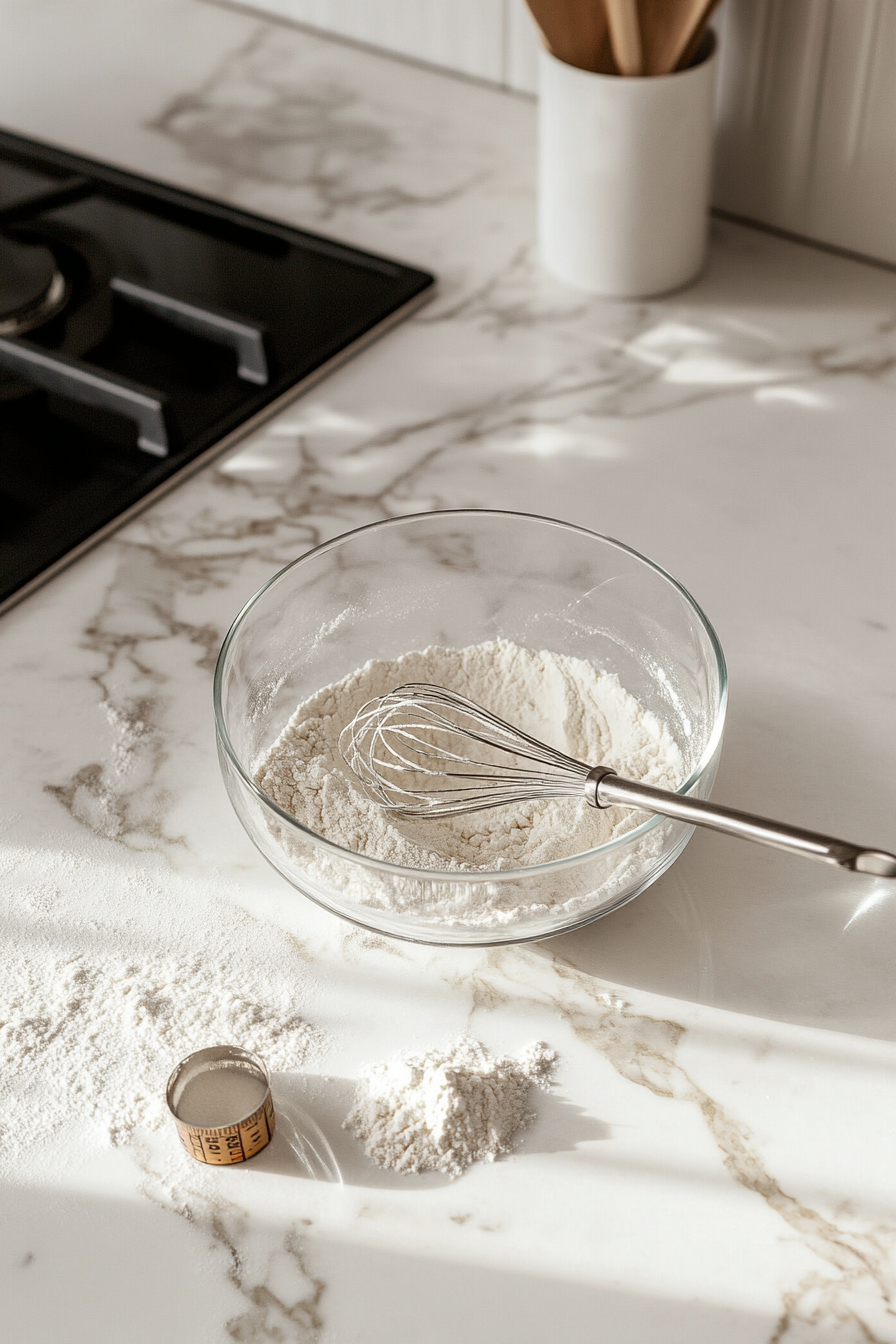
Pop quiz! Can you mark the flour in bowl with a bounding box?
[253,640,684,929]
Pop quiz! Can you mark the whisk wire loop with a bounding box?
[339,683,592,818]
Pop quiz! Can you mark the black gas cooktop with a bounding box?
[0,129,434,615]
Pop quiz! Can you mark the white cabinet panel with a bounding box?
[715,0,896,265]
[808,0,896,260]
[235,0,505,84]
[715,0,834,229]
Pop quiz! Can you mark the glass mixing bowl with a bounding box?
[214,510,727,946]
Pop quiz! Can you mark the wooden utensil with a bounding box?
[639,0,720,76]
[674,0,721,71]
[524,0,616,74]
[604,0,643,76]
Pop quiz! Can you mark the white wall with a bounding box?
[714,0,896,263]
[231,0,541,91]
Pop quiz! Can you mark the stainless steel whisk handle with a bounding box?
[585,768,896,878]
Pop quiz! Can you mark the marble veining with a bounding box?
[1,2,896,1342]
[151,27,485,221]
[475,948,896,1342]
[141,1169,326,1342]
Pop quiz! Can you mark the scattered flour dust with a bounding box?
[345,1037,557,1178]
[0,955,319,1147]
[0,854,323,1179]
[254,639,685,929]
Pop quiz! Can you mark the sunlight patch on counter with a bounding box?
[754,385,833,409]
[490,421,624,459]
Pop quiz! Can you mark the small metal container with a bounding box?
[166,1044,275,1166]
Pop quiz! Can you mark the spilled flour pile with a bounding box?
[254,639,685,929]
[345,1036,557,1178]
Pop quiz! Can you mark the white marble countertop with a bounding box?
[2,3,896,1340]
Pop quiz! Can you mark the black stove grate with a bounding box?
[0,129,434,614]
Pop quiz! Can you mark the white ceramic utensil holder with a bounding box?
[538,38,717,298]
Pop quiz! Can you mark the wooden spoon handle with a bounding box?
[675,0,721,70]
[525,0,617,74]
[604,0,643,76]
[640,0,718,76]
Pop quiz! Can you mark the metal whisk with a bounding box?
[339,683,896,878]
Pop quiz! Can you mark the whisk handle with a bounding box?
[588,770,896,878]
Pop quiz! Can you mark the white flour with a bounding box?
[0,857,323,1178]
[345,1036,557,1178]
[255,640,685,929]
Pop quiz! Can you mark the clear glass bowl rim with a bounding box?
[213,508,728,881]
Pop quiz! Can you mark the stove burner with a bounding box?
[0,234,67,335]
